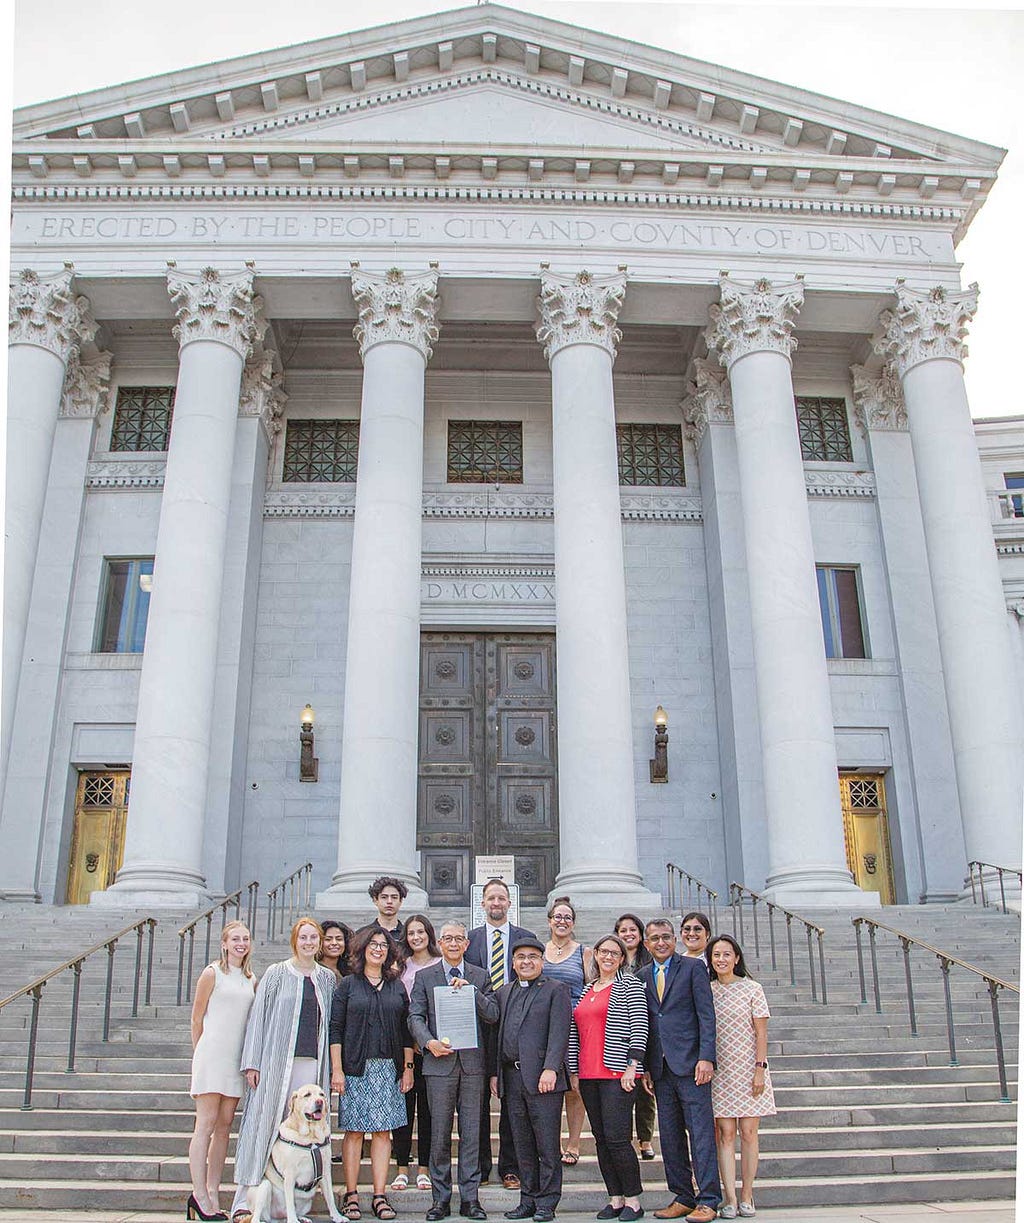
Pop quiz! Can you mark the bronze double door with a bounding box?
[417,632,558,905]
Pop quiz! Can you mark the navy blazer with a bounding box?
[408,959,499,1076]
[641,953,717,1078]
[465,922,539,985]
[489,976,571,1097]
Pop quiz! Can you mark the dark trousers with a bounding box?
[578,1079,642,1199]
[504,1070,564,1211]
[393,1053,431,1168]
[425,1063,485,1204]
[632,1084,656,1145]
[479,1087,518,1178]
[653,1071,720,1209]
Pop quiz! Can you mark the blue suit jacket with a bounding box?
[641,953,717,1078]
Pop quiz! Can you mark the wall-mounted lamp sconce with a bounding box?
[299,704,318,783]
[649,705,668,783]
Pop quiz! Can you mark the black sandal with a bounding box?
[372,1196,397,1220]
[343,1192,362,1221]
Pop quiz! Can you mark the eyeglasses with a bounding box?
[440,934,467,943]
[367,941,390,951]
[550,915,573,923]
[596,949,623,957]
[513,954,543,963]
[681,926,707,934]
[647,933,675,942]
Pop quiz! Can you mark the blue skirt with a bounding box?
[338,1058,408,1133]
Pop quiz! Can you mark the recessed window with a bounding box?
[817,566,867,659]
[447,420,523,484]
[1004,473,1024,518]
[96,559,154,653]
[797,397,853,463]
[110,387,175,452]
[616,424,686,486]
[283,420,359,482]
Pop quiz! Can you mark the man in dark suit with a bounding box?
[410,919,500,1222]
[641,917,721,1223]
[488,937,571,1223]
[465,878,539,1191]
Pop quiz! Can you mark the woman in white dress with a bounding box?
[189,921,257,1220]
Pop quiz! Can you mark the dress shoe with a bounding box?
[502,1176,521,1191]
[534,1212,555,1222]
[460,1204,488,1221]
[653,1205,694,1220]
[504,1207,534,1220]
[426,1204,451,1221]
[596,1208,623,1220]
[687,1210,717,1223]
[619,1209,644,1222]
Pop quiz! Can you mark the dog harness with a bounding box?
[269,1136,330,1193]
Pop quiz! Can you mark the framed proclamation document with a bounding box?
[433,984,480,1050]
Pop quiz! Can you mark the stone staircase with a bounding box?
[0,901,1016,1214]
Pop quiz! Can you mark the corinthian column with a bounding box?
[706,273,862,906]
[5,265,95,791]
[318,265,440,909]
[874,283,1023,875]
[536,267,659,908]
[95,265,259,907]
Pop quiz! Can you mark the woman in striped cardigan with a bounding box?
[568,934,650,1222]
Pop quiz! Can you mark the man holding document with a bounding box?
[410,920,500,1222]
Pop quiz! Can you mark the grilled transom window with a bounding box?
[110,386,175,452]
[796,397,853,463]
[283,420,360,482]
[447,420,524,484]
[616,424,686,486]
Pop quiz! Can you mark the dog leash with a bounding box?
[270,1136,331,1192]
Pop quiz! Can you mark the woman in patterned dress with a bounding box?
[330,927,414,1222]
[707,936,775,1219]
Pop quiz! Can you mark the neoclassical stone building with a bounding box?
[4,5,1021,911]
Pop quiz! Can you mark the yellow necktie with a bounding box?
[656,963,666,1001]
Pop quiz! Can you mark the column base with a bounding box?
[317,865,428,913]
[550,866,662,912]
[91,861,211,910]
[0,889,42,904]
[762,864,876,909]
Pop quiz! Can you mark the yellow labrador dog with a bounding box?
[250,1084,345,1223]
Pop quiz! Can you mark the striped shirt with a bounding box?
[567,972,648,1075]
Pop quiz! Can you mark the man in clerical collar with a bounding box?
[488,937,571,1223]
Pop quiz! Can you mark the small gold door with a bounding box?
[66,771,130,905]
[839,772,896,904]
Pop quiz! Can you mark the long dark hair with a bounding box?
[614,913,653,969]
[317,920,354,976]
[349,926,402,981]
[681,911,712,937]
[401,913,441,959]
[706,934,751,980]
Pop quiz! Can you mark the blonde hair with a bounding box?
[290,915,324,957]
[218,921,254,978]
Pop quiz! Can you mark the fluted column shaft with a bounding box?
[537,268,659,908]
[5,266,94,792]
[320,266,440,908]
[96,265,258,907]
[706,274,862,906]
[875,284,1023,872]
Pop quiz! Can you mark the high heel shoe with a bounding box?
[187,1193,229,1221]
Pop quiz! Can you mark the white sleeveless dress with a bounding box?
[190,964,257,1098]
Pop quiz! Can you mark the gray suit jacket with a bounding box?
[409,959,499,1076]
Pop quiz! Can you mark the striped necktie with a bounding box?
[656,962,666,1001]
[490,929,505,990]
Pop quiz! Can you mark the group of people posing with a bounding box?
[187,876,776,1223]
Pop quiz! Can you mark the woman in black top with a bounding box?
[318,920,354,982]
[330,928,413,1223]
[615,913,656,1161]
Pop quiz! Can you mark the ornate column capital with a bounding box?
[9,263,96,364]
[872,280,979,377]
[239,321,288,442]
[350,263,441,361]
[704,271,804,368]
[682,357,734,445]
[166,262,260,360]
[60,349,113,419]
[535,265,627,362]
[850,363,907,433]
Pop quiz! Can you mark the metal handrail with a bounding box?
[665,863,719,931]
[266,863,313,941]
[176,882,260,1005]
[967,861,1022,915]
[852,916,1019,1102]
[729,883,827,1004]
[0,917,157,1110]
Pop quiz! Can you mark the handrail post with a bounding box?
[767,905,778,972]
[131,924,143,1018]
[968,862,978,905]
[145,920,156,1008]
[21,986,42,1110]
[978,866,988,909]
[176,932,186,1007]
[805,925,818,1003]
[102,941,116,1042]
[737,888,745,945]
[997,867,1007,915]
[204,913,213,967]
[939,958,958,1067]
[817,931,828,1006]
[751,896,760,959]
[867,924,882,1014]
[730,885,738,938]
[899,936,917,1035]
[67,961,83,1072]
[305,863,312,907]
[186,928,196,1005]
[988,980,1010,1103]
[854,920,867,1004]
[665,865,673,912]
[785,914,796,987]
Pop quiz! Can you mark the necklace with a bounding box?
[547,940,574,961]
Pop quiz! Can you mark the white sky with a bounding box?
[6,1,1024,416]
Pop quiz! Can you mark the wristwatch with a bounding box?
[754,1060,768,1069]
